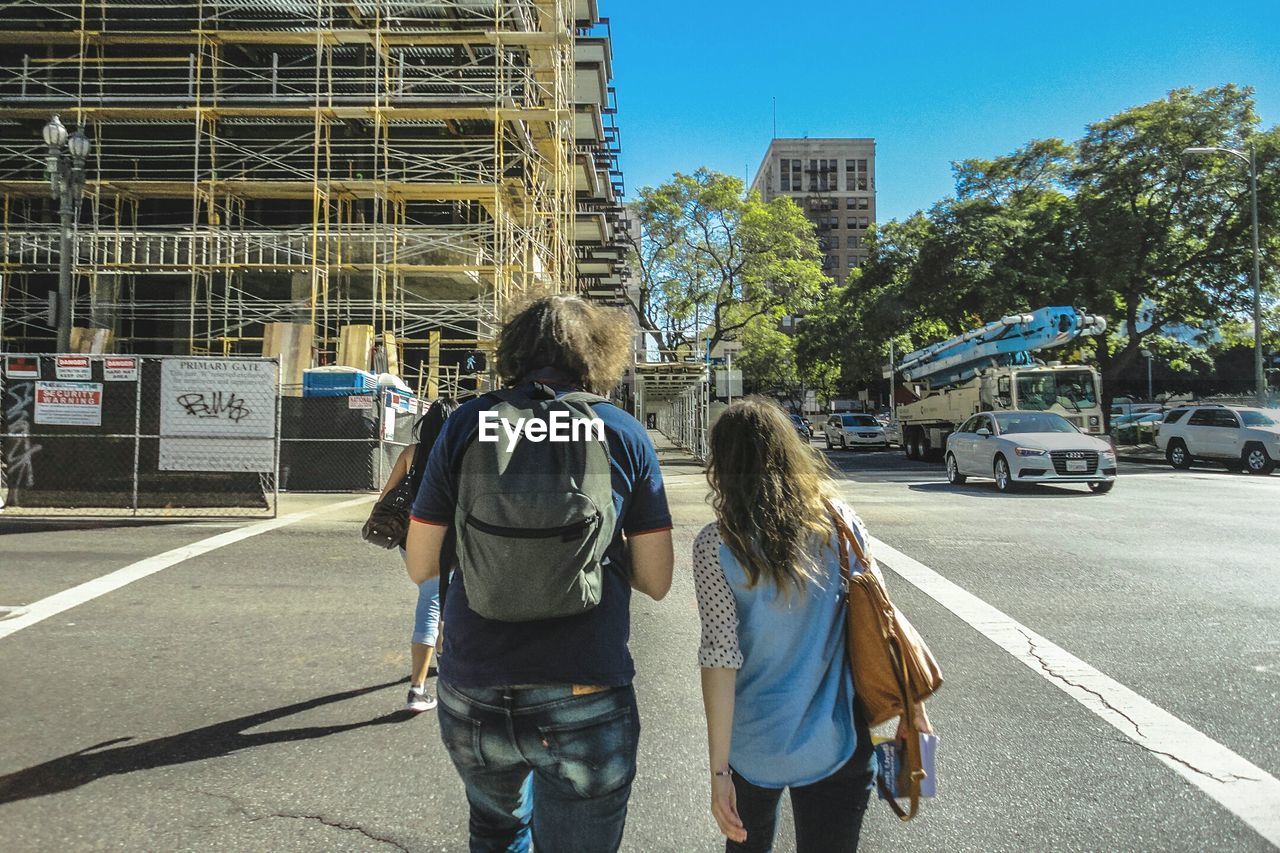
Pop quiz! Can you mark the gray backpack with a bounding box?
[454,386,618,622]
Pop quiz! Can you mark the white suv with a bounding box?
[1155,405,1280,475]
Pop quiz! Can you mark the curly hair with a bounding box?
[706,397,837,597]
[495,295,634,393]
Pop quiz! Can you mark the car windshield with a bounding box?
[789,415,803,424]
[993,412,1079,434]
[1015,370,1098,412]
[842,415,878,426]
[1240,411,1277,426]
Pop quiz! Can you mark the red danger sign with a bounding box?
[103,356,139,381]
[55,355,92,380]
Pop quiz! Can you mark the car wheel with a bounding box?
[841,434,849,450]
[1242,443,1276,475]
[993,455,1017,493]
[825,433,832,450]
[1166,440,1192,470]
[946,453,966,485]
[1087,480,1114,494]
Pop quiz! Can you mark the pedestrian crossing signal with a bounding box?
[463,350,486,373]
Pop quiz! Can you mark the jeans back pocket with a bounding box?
[537,704,638,799]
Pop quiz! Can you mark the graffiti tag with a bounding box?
[3,382,41,489]
[176,392,252,423]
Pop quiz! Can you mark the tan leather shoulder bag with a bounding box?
[828,501,942,820]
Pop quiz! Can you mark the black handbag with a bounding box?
[361,470,419,548]
[362,400,453,549]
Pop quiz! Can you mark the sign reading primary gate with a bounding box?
[159,359,278,472]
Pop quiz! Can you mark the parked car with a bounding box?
[882,419,902,447]
[1110,401,1163,420]
[822,413,889,450]
[945,410,1117,493]
[1112,412,1163,445]
[789,413,813,440]
[1154,404,1280,474]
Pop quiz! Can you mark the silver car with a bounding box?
[822,413,889,451]
[945,411,1117,493]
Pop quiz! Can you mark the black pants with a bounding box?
[727,747,875,853]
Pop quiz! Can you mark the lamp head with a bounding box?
[1181,147,1219,156]
[68,127,91,159]
[43,114,68,148]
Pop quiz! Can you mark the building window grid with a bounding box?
[845,158,869,192]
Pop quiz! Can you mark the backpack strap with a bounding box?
[557,390,611,407]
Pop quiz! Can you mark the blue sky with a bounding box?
[607,0,1280,223]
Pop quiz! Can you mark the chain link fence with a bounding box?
[1,354,280,517]
[278,391,422,493]
[656,379,709,462]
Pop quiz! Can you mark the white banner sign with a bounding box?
[158,359,278,472]
[34,381,103,427]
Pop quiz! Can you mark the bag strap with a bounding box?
[827,499,924,821]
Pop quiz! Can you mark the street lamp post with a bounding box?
[1140,349,1154,401]
[1182,143,1265,404]
[43,114,92,353]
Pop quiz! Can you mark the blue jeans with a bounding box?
[412,575,441,646]
[436,681,639,853]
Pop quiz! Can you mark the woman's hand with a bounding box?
[710,773,746,844]
[895,701,933,740]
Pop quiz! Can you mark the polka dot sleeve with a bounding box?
[692,523,744,670]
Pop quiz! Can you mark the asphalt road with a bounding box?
[0,436,1276,851]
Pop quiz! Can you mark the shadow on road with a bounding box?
[0,518,204,536]
[908,482,1094,499]
[0,679,412,805]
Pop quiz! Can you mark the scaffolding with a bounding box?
[0,0,590,372]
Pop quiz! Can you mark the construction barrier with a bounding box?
[1,354,280,517]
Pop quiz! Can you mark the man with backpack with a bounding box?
[405,296,674,852]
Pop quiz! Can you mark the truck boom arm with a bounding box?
[897,306,1106,388]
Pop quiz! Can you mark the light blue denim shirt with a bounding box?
[693,502,870,788]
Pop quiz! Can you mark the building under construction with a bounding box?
[0,0,628,393]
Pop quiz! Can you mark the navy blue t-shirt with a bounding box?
[410,383,672,688]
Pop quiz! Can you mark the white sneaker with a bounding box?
[406,687,437,712]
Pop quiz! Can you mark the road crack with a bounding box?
[1016,631,1258,785]
[1017,628,1146,738]
[1115,742,1261,784]
[183,788,411,852]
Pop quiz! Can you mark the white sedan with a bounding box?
[945,411,1117,494]
[822,413,890,450]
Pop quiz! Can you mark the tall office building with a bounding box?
[749,138,876,287]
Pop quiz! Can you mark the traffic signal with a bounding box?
[462,350,486,373]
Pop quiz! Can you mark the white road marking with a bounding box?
[0,496,375,641]
[870,536,1280,848]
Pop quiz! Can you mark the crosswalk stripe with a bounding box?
[870,536,1280,848]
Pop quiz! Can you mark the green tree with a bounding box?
[1069,85,1280,406]
[812,86,1280,409]
[735,312,807,412]
[631,168,826,353]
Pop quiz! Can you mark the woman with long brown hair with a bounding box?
[694,397,893,852]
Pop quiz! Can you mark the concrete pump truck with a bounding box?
[894,306,1108,461]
